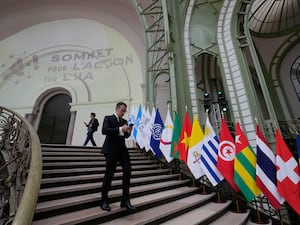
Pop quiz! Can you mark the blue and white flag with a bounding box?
[200,117,224,186]
[132,104,142,144]
[128,104,137,126]
[150,108,164,158]
[136,105,149,149]
[145,107,156,152]
[128,104,137,142]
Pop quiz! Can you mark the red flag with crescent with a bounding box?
[217,118,239,192]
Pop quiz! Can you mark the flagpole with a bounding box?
[200,177,206,194]
[278,209,284,225]
[202,182,206,194]
[234,192,241,213]
[215,191,223,203]
[192,177,195,187]
[235,113,239,124]
[199,176,209,195]
[255,206,261,223]
[205,111,208,132]
[252,200,262,223]
[292,124,298,135]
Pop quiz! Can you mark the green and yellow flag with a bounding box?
[234,122,261,202]
[170,112,181,159]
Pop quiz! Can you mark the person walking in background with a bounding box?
[83,112,99,146]
[100,102,135,212]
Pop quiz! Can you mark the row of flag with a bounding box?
[128,105,300,215]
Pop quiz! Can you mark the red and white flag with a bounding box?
[276,129,300,215]
[256,125,284,209]
[217,118,239,192]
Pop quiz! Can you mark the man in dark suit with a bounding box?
[100,102,135,212]
[83,112,99,146]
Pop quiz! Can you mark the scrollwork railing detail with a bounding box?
[0,107,42,225]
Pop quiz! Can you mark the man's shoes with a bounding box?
[100,201,111,211]
[120,200,136,211]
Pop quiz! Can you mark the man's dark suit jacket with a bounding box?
[102,115,130,154]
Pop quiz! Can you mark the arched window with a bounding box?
[291,56,300,101]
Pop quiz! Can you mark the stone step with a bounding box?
[209,210,250,225]
[36,145,255,225]
[42,159,155,169]
[35,184,197,218]
[42,151,102,155]
[43,156,104,161]
[33,189,215,225]
[41,145,140,154]
[42,151,148,160]
[42,145,101,151]
[38,174,182,199]
[42,164,162,177]
[42,156,150,162]
[246,218,271,225]
[99,193,216,225]
[41,169,171,188]
[160,201,232,225]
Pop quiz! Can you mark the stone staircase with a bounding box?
[32,145,264,225]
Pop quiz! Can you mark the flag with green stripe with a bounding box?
[234,122,261,202]
[170,112,181,159]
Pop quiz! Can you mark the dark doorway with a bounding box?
[38,94,72,144]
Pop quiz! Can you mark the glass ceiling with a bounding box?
[249,0,300,36]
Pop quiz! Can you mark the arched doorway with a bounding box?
[37,94,72,144]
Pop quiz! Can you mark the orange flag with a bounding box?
[178,112,192,164]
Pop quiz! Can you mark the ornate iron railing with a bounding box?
[278,119,300,140]
[0,106,42,225]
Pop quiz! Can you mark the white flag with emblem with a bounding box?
[159,108,174,162]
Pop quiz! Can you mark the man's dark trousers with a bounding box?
[101,150,131,202]
[84,130,96,146]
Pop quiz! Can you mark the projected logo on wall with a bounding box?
[0,46,133,84]
[0,19,143,104]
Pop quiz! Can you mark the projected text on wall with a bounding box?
[0,47,133,84]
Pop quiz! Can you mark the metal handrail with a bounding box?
[0,106,42,225]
